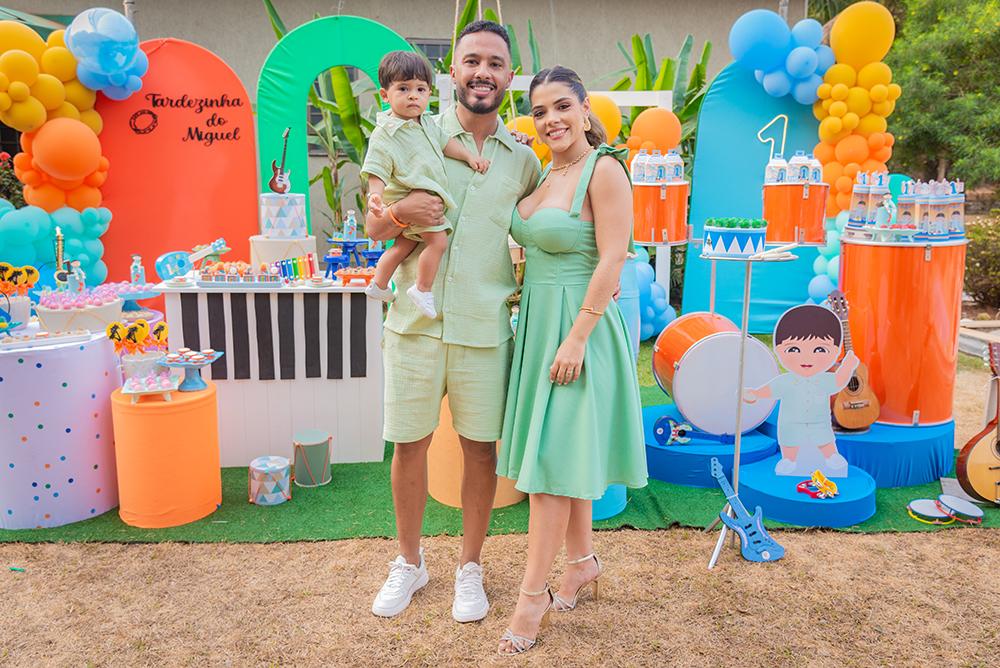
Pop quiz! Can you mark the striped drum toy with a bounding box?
[248,456,291,506]
[293,429,332,487]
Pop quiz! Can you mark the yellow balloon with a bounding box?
[824,63,857,88]
[7,81,29,102]
[48,101,80,121]
[831,83,849,101]
[587,94,622,143]
[821,98,833,111]
[817,83,832,100]
[829,100,848,118]
[869,84,888,103]
[857,62,892,89]
[831,1,895,70]
[64,80,96,111]
[40,47,77,83]
[856,113,888,137]
[813,100,828,121]
[887,83,902,101]
[1,96,47,132]
[31,73,65,110]
[0,92,10,112]
[0,21,46,61]
[819,116,844,142]
[846,86,872,116]
[872,99,895,117]
[842,112,860,131]
[46,29,67,49]
[0,50,39,85]
[78,108,104,135]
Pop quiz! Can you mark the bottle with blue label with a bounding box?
[665,149,684,182]
[914,181,932,239]
[848,172,870,227]
[897,180,916,229]
[130,255,146,284]
[949,180,966,239]
[764,153,788,184]
[344,209,357,239]
[929,181,949,237]
[807,154,823,183]
[866,172,889,225]
[649,150,665,184]
[630,149,649,184]
[788,151,810,183]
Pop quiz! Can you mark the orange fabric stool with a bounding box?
[427,396,525,509]
[110,382,221,527]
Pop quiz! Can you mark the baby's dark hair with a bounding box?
[378,50,434,89]
[774,304,842,347]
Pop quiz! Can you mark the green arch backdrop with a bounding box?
[256,16,413,232]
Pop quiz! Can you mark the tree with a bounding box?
[886,0,1000,186]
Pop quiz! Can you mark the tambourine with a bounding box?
[934,494,984,525]
[906,499,955,525]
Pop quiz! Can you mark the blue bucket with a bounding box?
[593,484,627,521]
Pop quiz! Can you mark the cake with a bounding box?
[35,286,123,333]
[260,193,307,239]
[702,218,768,258]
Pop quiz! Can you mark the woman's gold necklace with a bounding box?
[549,147,592,175]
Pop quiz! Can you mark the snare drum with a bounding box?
[633,182,689,246]
[935,494,984,525]
[652,312,779,435]
[906,498,955,525]
[293,429,332,487]
[762,183,828,245]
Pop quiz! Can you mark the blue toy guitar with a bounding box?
[155,238,227,281]
[653,415,735,446]
[710,457,785,563]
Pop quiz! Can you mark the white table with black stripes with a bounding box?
[159,282,384,467]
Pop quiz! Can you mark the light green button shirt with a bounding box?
[383,106,541,347]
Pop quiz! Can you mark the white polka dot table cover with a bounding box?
[1,333,120,529]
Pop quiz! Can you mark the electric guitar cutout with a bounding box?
[710,457,785,563]
[268,128,291,194]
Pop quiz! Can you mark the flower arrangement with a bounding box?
[0,151,26,208]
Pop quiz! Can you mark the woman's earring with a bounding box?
[583,117,592,132]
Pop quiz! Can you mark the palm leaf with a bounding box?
[528,19,541,74]
[616,41,635,70]
[484,8,499,22]
[331,65,364,161]
[653,57,675,91]
[442,0,479,70]
[630,34,651,124]
[261,0,287,40]
[643,34,657,82]
[672,34,693,111]
[507,24,523,73]
[611,75,633,91]
[321,166,340,212]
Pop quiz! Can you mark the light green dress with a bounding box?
[497,145,647,499]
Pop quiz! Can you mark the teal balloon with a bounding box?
[0,198,14,217]
[808,274,835,301]
[820,230,841,258]
[0,243,38,266]
[64,237,85,256]
[812,255,829,276]
[826,255,840,282]
[888,173,911,205]
[51,207,85,236]
[83,238,104,260]
[0,207,47,244]
[634,245,650,264]
[88,260,108,285]
[75,252,92,269]
[835,210,849,233]
[824,216,837,232]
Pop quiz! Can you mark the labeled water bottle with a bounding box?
[650,150,665,184]
[807,154,823,183]
[130,255,146,284]
[665,149,684,182]
[764,153,788,184]
[344,209,357,239]
[788,150,810,183]
[630,149,649,184]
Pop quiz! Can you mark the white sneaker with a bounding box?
[371,549,429,618]
[774,457,797,476]
[452,562,489,623]
[407,285,437,319]
[825,452,848,470]
[365,281,394,302]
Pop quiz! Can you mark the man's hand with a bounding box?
[468,156,491,173]
[367,192,385,218]
[392,191,445,229]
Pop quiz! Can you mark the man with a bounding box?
[366,21,540,621]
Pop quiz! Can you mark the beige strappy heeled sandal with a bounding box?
[497,584,553,656]
[552,553,602,612]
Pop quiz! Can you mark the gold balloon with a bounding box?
[46,29,67,49]
[857,62,892,89]
[78,108,104,135]
[1,96,47,133]
[824,63,857,88]
[831,1,895,71]
[0,50,39,85]
[0,21,46,61]
[64,80,97,111]
[48,101,81,121]
[31,73,65,110]
[856,113,888,137]
[845,86,872,116]
[506,115,550,164]
[40,47,77,83]
[587,94,622,143]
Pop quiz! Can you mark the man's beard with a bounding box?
[456,79,504,114]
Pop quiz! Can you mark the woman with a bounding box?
[495,66,647,656]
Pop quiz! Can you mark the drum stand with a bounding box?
[703,247,797,570]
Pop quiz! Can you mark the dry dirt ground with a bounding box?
[1,367,998,668]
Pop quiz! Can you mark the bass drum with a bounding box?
[652,312,778,435]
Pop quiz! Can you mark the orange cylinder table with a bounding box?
[633,182,689,245]
[762,183,828,245]
[840,239,967,425]
[110,382,222,527]
[427,396,525,509]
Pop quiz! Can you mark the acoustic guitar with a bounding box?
[267,128,291,194]
[956,342,1000,505]
[827,290,881,430]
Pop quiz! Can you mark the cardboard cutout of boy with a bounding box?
[743,304,859,478]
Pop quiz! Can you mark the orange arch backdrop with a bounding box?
[97,39,257,282]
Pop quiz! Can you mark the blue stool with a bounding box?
[323,253,349,279]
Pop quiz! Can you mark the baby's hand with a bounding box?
[743,389,758,404]
[511,130,535,148]
[367,192,384,217]
[469,156,490,173]
[842,350,860,373]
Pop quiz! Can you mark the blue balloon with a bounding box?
[791,19,823,49]
[812,255,829,276]
[762,69,792,97]
[729,10,792,73]
[649,282,666,301]
[65,8,139,76]
[652,297,668,313]
[754,69,764,83]
[815,45,835,75]
[643,306,656,322]
[640,322,655,341]
[835,210,850,233]
[786,47,818,79]
[76,63,110,90]
[130,48,149,77]
[808,274,835,301]
[0,207,48,244]
[792,74,822,105]
[125,74,142,92]
[102,85,133,101]
[634,245,650,264]
[826,255,840,283]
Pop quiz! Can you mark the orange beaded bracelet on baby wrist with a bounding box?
[387,205,408,228]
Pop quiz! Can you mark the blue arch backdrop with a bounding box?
[681,63,822,333]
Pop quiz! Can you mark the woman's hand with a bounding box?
[550,337,585,385]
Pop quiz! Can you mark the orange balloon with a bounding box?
[85,170,108,187]
[31,117,101,180]
[868,133,886,150]
[835,135,870,165]
[48,176,84,190]
[844,163,861,179]
[884,132,895,147]
[24,183,65,212]
[505,115,550,164]
[640,140,657,152]
[626,135,642,150]
[826,199,841,218]
[835,192,852,211]
[823,161,844,184]
[835,175,853,193]
[861,159,887,174]
[814,142,835,164]
[630,107,681,152]
[66,184,102,210]
[872,146,892,163]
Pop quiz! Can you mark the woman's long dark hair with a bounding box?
[529,66,606,149]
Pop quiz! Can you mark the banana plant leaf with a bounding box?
[441,0,479,70]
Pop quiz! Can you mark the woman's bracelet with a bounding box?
[579,306,604,316]
[387,205,408,228]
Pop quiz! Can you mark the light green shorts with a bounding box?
[382,330,513,444]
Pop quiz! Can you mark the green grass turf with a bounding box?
[2,343,996,543]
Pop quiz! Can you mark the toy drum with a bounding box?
[633,182,689,246]
[293,429,332,487]
[762,183,828,245]
[652,312,778,435]
[248,456,291,506]
[841,239,966,425]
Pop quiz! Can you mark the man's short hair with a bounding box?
[455,20,511,54]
